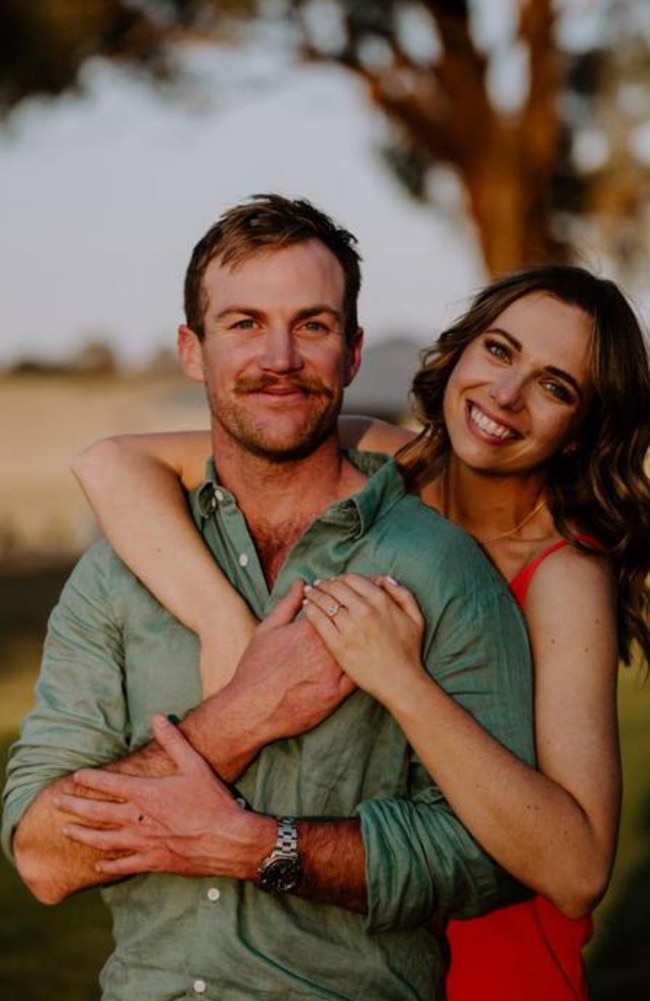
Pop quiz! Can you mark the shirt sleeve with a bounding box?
[357,561,536,933]
[1,543,129,862]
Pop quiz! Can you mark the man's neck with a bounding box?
[213,435,367,586]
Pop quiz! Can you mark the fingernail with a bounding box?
[312,578,321,586]
[385,575,399,586]
[303,584,312,592]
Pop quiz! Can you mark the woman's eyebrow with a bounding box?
[485,327,521,351]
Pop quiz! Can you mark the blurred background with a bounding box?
[1,1,649,998]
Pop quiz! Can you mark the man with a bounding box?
[3,194,534,1000]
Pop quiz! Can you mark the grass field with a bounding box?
[1,565,649,999]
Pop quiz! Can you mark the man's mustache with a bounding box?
[234,376,335,399]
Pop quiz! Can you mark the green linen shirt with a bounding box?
[3,451,534,1001]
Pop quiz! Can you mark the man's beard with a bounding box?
[206,375,342,463]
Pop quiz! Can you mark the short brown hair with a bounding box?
[184,193,362,344]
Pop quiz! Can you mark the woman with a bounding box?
[72,265,650,999]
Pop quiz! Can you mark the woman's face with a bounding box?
[443,291,593,477]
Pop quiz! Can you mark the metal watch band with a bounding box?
[256,816,302,894]
[275,817,298,855]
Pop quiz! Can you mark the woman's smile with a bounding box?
[466,401,520,443]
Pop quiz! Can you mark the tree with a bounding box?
[0,0,160,106]
[291,0,564,274]
[1,0,648,277]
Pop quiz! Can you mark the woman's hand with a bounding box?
[302,573,426,706]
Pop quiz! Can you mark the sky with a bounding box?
[0,48,485,368]
[0,2,633,369]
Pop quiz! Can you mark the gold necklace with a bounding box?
[482,496,548,542]
[439,469,547,543]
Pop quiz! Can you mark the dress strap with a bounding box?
[509,541,571,609]
[510,535,603,610]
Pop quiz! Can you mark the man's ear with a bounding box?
[177,325,205,383]
[343,327,364,387]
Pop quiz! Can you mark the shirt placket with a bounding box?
[183,877,232,999]
[198,481,270,617]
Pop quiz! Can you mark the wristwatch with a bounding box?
[256,817,303,894]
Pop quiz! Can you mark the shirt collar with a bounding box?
[191,449,406,537]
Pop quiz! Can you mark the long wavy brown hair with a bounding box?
[398,265,650,667]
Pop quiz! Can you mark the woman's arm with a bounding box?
[71,432,256,694]
[71,419,414,689]
[302,551,621,918]
[338,415,415,454]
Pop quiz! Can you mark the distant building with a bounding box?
[342,337,424,423]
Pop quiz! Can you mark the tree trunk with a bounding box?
[463,122,569,276]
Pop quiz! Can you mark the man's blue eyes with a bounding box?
[229,320,331,332]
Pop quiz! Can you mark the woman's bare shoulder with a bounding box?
[525,541,616,640]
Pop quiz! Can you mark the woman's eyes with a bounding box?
[484,337,510,361]
[540,379,573,403]
[484,337,575,404]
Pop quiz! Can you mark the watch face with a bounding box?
[258,854,302,894]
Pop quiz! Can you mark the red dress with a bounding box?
[446,540,592,1000]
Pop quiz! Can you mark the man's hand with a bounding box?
[224,580,357,746]
[55,715,275,879]
[12,582,354,904]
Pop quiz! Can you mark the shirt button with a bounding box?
[193,979,207,994]
[215,489,224,502]
[238,553,249,567]
[207,886,220,902]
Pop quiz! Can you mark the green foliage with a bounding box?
[587,670,650,997]
[0,0,258,109]
[0,563,113,1000]
[0,0,155,109]
[0,800,112,1001]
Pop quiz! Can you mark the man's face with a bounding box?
[178,240,363,462]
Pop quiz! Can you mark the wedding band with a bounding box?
[326,602,340,618]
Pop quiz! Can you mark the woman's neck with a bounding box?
[420,460,559,577]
